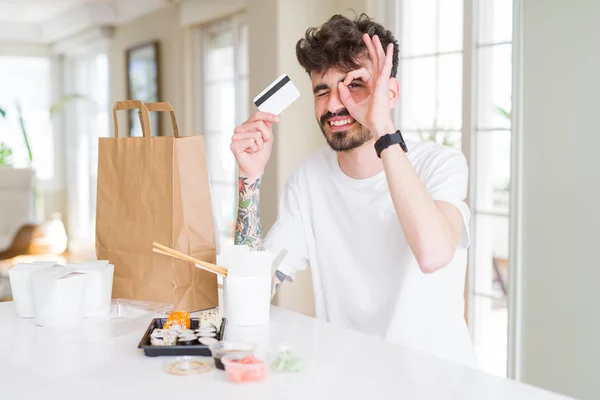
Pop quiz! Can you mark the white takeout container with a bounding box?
[216,246,277,326]
[8,261,60,318]
[30,266,87,328]
[67,261,114,318]
[9,260,115,325]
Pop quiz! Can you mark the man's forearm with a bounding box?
[235,175,289,298]
[380,143,463,273]
[235,175,265,250]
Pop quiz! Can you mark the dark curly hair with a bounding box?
[296,13,399,78]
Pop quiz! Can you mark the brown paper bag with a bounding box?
[96,100,218,311]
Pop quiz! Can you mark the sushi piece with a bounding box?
[195,327,216,333]
[178,336,198,346]
[198,322,216,330]
[167,324,183,332]
[178,329,195,335]
[199,309,219,318]
[199,337,218,345]
[196,328,216,335]
[198,309,222,330]
[178,333,198,340]
[164,311,191,330]
[150,329,177,346]
[196,331,217,338]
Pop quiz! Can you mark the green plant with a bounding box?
[0,94,83,166]
[416,126,460,149]
[0,142,12,166]
[49,94,83,118]
[0,106,10,166]
[15,102,33,164]
[496,106,511,121]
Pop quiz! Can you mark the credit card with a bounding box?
[253,74,300,116]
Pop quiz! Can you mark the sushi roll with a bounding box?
[164,311,191,330]
[198,337,218,346]
[198,321,215,330]
[195,327,216,334]
[196,329,217,338]
[198,309,222,331]
[166,324,183,332]
[177,336,198,346]
[150,329,177,346]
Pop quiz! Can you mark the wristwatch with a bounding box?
[374,130,408,158]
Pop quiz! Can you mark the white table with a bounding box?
[0,302,571,400]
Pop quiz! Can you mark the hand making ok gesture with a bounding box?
[338,34,396,137]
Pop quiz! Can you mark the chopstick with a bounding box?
[152,244,228,277]
[152,242,228,277]
[153,248,226,277]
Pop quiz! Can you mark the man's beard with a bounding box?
[318,109,372,152]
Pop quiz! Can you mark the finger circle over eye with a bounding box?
[343,68,372,85]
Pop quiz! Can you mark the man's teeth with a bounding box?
[329,118,354,127]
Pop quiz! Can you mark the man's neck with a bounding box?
[336,139,384,179]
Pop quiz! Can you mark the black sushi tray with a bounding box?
[138,317,227,357]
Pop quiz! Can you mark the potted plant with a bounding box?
[0,96,81,252]
[0,104,36,252]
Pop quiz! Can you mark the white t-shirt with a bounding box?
[264,141,479,369]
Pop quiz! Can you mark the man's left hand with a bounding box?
[338,33,395,138]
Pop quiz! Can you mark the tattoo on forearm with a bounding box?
[235,176,264,250]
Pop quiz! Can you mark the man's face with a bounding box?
[311,60,373,152]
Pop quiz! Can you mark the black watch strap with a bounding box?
[374,130,408,158]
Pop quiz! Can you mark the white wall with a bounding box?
[109,5,186,137]
[270,0,331,317]
[519,1,600,399]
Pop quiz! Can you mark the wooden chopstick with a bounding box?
[152,248,226,277]
[152,242,228,276]
[152,244,228,276]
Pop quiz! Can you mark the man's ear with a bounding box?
[388,77,400,108]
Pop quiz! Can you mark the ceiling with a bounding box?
[0,0,172,44]
[0,0,95,23]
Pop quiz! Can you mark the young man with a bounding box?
[230,14,478,368]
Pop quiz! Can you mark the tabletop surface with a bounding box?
[0,302,572,400]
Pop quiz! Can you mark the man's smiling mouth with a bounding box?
[329,118,355,127]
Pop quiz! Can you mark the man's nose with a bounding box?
[327,86,345,113]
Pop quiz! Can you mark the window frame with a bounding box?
[391,0,522,379]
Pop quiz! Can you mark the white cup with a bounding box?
[219,247,275,326]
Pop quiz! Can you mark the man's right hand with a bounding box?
[230,111,279,179]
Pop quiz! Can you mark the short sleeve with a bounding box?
[424,148,471,248]
[264,175,309,281]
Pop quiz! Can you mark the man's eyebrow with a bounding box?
[313,83,329,94]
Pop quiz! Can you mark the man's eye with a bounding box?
[348,82,361,89]
[316,91,328,98]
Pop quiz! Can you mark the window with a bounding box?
[0,56,52,179]
[199,16,248,249]
[395,0,514,377]
[471,0,513,378]
[398,0,463,149]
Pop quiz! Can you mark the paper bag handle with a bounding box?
[113,100,151,138]
[144,102,180,138]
